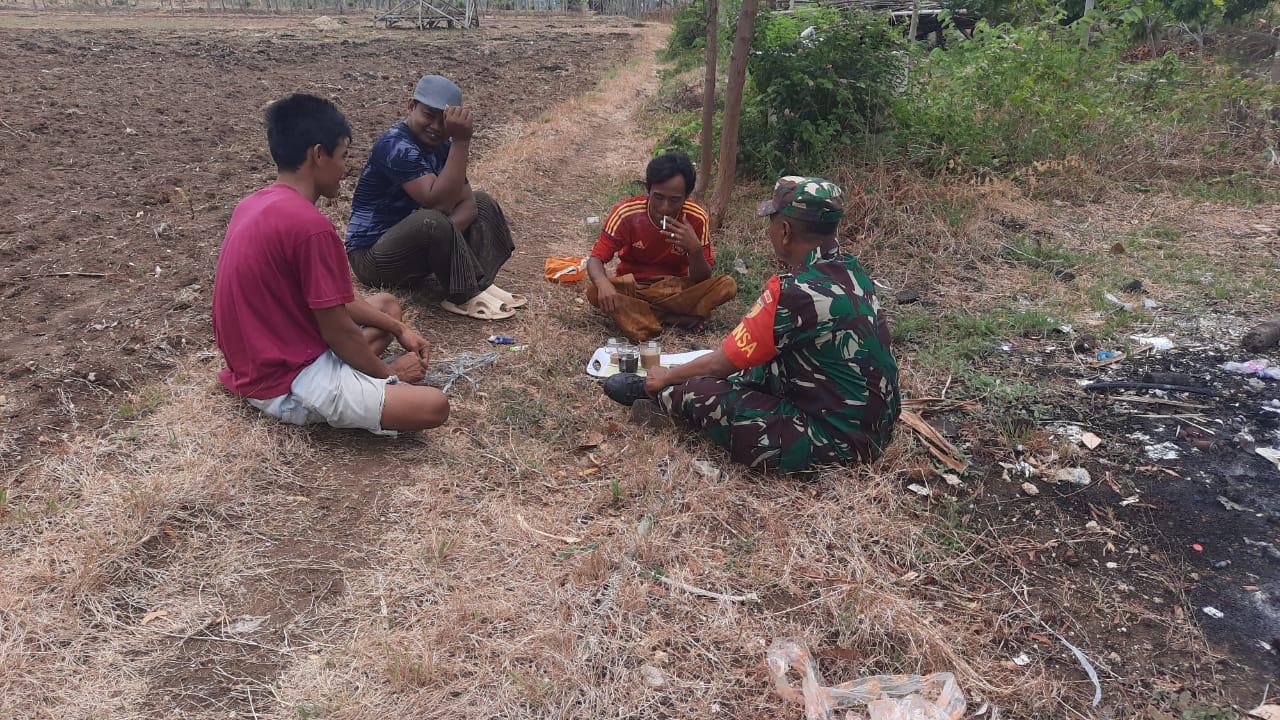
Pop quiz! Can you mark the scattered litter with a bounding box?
[999,459,1036,479]
[1221,359,1280,380]
[1213,560,1230,569]
[639,664,666,688]
[1103,292,1135,312]
[1141,298,1160,310]
[227,615,269,634]
[1248,705,1280,720]
[1192,543,1204,552]
[733,257,749,275]
[584,215,601,225]
[487,335,517,345]
[1201,606,1224,619]
[1055,468,1092,486]
[1142,441,1181,461]
[942,473,962,486]
[1255,447,1280,470]
[1080,432,1102,450]
[423,350,500,393]
[1050,424,1085,444]
[1217,495,1254,512]
[1105,561,1118,569]
[1085,381,1217,397]
[1243,536,1280,560]
[1119,495,1140,506]
[1011,653,1031,666]
[907,483,932,497]
[766,638,966,720]
[1131,335,1174,351]
[1096,350,1118,361]
[692,459,722,482]
[1021,482,1040,496]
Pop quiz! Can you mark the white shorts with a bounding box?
[247,350,395,437]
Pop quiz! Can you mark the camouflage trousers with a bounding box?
[656,367,878,473]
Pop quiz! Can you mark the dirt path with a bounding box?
[0,19,674,718]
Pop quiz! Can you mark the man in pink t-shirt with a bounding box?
[213,94,448,435]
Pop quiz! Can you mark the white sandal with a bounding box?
[482,284,528,309]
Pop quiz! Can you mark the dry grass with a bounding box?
[2,21,1256,720]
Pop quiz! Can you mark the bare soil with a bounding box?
[1,9,1277,720]
[0,14,635,471]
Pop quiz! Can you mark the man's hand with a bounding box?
[396,328,431,367]
[389,353,427,384]
[644,365,674,395]
[661,216,702,255]
[443,106,473,142]
[595,281,623,313]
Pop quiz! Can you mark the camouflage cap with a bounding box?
[756,176,844,223]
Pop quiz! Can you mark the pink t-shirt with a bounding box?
[213,184,355,399]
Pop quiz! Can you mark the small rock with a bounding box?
[1054,269,1076,283]
[1120,278,1145,293]
[1021,482,1040,496]
[895,289,921,305]
[1054,468,1092,486]
[1201,606,1224,619]
[639,664,666,688]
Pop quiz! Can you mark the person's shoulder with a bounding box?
[682,200,710,223]
[608,195,648,217]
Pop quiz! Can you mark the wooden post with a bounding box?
[708,0,759,229]
[692,0,718,202]
[907,0,919,42]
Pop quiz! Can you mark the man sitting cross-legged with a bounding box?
[586,153,737,341]
[213,94,449,436]
[345,74,522,321]
[602,177,899,472]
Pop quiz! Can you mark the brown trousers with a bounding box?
[586,274,738,341]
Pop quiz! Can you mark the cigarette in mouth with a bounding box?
[661,216,667,230]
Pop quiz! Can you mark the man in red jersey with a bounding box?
[586,153,737,341]
[212,94,448,435]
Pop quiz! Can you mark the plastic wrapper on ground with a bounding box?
[766,639,966,720]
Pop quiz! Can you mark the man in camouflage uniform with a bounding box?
[603,176,900,472]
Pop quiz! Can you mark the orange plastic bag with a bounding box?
[766,639,966,720]
[544,256,588,284]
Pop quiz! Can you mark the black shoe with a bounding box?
[603,373,649,406]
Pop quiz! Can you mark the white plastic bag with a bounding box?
[766,639,966,720]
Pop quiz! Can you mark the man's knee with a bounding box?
[367,292,402,320]
[382,385,450,431]
[713,274,738,298]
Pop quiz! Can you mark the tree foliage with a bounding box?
[738,8,903,175]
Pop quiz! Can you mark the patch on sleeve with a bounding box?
[723,275,781,369]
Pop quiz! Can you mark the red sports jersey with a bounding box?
[590,195,713,281]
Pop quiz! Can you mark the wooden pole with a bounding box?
[692,0,718,202]
[708,0,759,229]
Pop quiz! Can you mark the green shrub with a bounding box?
[666,0,709,57]
[895,14,1169,171]
[739,8,903,175]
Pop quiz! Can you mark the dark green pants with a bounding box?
[347,191,514,303]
